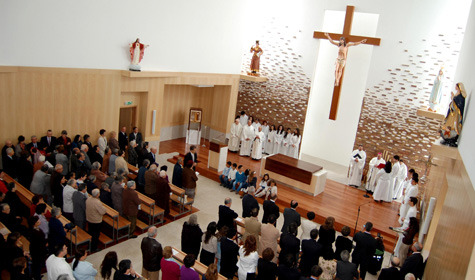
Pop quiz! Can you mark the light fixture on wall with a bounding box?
[152,110,157,134]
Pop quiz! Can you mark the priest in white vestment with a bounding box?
[348,145,366,187]
[394,159,408,199]
[399,176,419,223]
[229,118,242,152]
[251,127,265,160]
[373,162,393,202]
[288,128,301,159]
[273,126,284,154]
[252,118,261,131]
[240,120,255,156]
[264,125,275,155]
[389,155,401,199]
[366,153,386,192]
[239,111,248,126]
[394,197,418,255]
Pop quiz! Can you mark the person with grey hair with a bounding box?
[115,150,129,176]
[108,148,119,175]
[99,182,113,207]
[48,206,68,252]
[123,180,141,238]
[144,163,159,196]
[136,159,150,193]
[91,161,108,188]
[55,146,69,176]
[242,186,259,218]
[404,273,416,280]
[217,197,238,230]
[400,242,424,279]
[128,140,139,167]
[378,256,401,280]
[141,226,163,280]
[156,169,171,215]
[80,145,92,171]
[72,183,88,229]
[111,176,125,215]
[86,188,106,251]
[336,250,359,280]
[62,179,77,222]
[181,214,203,258]
[182,159,198,199]
[3,146,18,178]
[31,164,51,197]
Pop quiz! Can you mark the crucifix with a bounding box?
[313,5,381,120]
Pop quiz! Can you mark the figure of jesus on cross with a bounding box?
[324,33,367,86]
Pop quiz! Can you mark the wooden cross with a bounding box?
[313,5,381,120]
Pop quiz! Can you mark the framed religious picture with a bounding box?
[187,107,203,145]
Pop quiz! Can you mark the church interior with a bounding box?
[1,0,475,279]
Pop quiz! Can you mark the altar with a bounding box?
[260,154,327,196]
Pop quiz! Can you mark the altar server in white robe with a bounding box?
[394,159,408,199]
[288,128,301,159]
[399,175,419,224]
[393,196,418,255]
[239,111,248,126]
[264,125,275,155]
[251,127,265,160]
[373,161,393,202]
[366,153,386,192]
[389,155,401,199]
[279,128,293,155]
[252,118,261,131]
[273,125,284,154]
[229,117,243,152]
[261,121,269,152]
[240,120,255,156]
[348,145,366,187]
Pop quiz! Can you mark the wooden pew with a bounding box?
[85,194,121,246]
[169,183,194,219]
[171,247,227,280]
[3,174,91,252]
[0,221,30,253]
[136,191,164,227]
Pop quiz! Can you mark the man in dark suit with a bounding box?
[26,136,40,156]
[146,146,158,165]
[39,130,57,155]
[3,147,17,179]
[279,222,300,264]
[184,145,198,170]
[242,187,259,218]
[217,197,238,230]
[118,126,128,151]
[220,227,239,279]
[129,127,143,147]
[400,242,425,279]
[299,229,323,277]
[336,250,359,280]
[172,158,183,188]
[281,200,301,235]
[262,193,280,224]
[1,140,14,168]
[378,256,401,280]
[352,221,377,280]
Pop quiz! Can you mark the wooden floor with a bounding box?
[160,138,400,250]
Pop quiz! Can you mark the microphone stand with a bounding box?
[354,200,373,235]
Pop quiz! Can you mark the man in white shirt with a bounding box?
[46,244,74,280]
[226,163,238,189]
[348,145,366,188]
[98,129,107,157]
[62,179,77,221]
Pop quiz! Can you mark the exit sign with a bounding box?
[124,101,133,105]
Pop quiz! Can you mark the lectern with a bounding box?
[208,140,228,172]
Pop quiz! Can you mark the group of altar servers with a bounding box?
[228,111,301,160]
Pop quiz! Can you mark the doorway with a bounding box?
[119,107,137,132]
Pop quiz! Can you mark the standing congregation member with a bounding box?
[72,248,98,280]
[348,144,366,188]
[58,130,72,156]
[161,246,181,280]
[86,188,106,252]
[281,200,301,235]
[259,215,280,263]
[242,187,259,218]
[141,226,163,280]
[136,159,150,193]
[111,176,125,215]
[123,181,141,238]
[243,208,261,244]
[181,254,200,280]
[299,229,322,277]
[279,223,300,265]
[318,216,336,260]
[264,125,275,155]
[262,193,279,224]
[72,183,88,229]
[251,127,265,160]
[46,244,74,280]
[220,227,239,279]
[300,211,318,242]
[240,119,255,157]
[366,153,385,194]
[400,242,425,279]
[229,117,243,152]
[352,222,376,280]
[181,214,203,258]
[378,256,401,280]
[118,127,128,151]
[98,129,108,157]
[238,235,259,280]
[129,127,143,147]
[108,132,119,152]
[40,130,57,163]
[62,179,77,222]
[101,148,111,173]
[200,222,218,266]
[217,197,238,230]
[334,226,353,261]
[257,248,277,280]
[336,250,359,280]
[184,145,198,170]
[183,160,198,199]
[172,157,184,188]
[128,140,139,167]
[157,170,171,215]
[115,149,129,175]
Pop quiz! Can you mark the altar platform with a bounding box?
[161,138,399,249]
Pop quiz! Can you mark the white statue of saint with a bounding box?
[428,68,444,112]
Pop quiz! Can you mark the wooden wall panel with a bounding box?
[424,148,475,279]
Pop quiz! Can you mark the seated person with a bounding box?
[254,174,270,198]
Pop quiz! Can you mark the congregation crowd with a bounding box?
[228,111,301,160]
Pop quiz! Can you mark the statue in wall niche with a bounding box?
[439,82,466,147]
[428,68,444,112]
[324,33,367,86]
[129,38,149,71]
[249,40,263,76]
